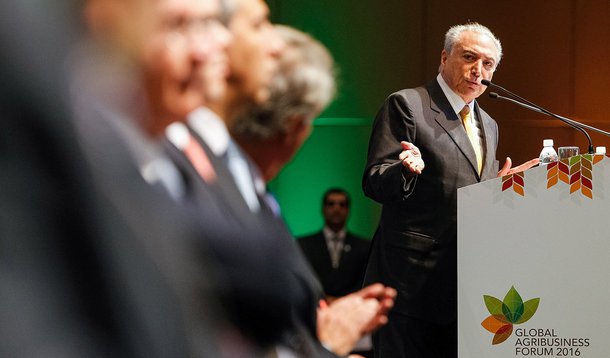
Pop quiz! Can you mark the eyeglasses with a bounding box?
[324,200,348,208]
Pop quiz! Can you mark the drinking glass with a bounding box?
[558,146,579,160]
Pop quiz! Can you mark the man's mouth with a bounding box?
[180,75,201,92]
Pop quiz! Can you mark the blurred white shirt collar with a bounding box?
[187,107,230,157]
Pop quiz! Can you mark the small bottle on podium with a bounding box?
[596,146,606,155]
[539,139,558,166]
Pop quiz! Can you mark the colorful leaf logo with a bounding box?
[481,286,540,345]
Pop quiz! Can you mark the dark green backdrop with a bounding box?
[267,118,380,238]
[265,1,426,238]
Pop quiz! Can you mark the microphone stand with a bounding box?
[488,92,595,154]
[483,80,610,154]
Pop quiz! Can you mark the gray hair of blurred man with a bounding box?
[444,22,503,65]
[231,25,336,140]
[219,0,237,24]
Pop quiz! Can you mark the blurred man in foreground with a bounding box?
[230,24,396,357]
[2,0,230,356]
[75,0,296,355]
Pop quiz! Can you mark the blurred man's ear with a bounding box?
[282,114,313,148]
[84,0,124,42]
[84,0,152,59]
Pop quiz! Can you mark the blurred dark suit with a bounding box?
[163,124,300,348]
[71,39,314,356]
[0,2,220,357]
[165,111,336,356]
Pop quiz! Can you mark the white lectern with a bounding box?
[458,155,608,357]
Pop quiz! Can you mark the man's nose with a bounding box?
[268,27,285,58]
[188,36,208,62]
[471,60,482,76]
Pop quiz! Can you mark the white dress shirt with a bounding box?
[187,107,261,212]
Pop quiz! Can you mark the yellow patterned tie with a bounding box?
[460,105,482,174]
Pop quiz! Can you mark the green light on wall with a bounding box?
[268,117,380,239]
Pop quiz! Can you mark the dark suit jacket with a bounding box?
[297,231,370,297]
[166,125,335,356]
[72,76,226,357]
[362,79,499,324]
[70,42,311,357]
[0,26,221,357]
[164,128,261,231]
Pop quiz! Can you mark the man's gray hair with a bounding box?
[219,0,237,25]
[444,22,502,64]
[231,25,336,140]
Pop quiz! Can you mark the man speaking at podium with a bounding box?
[362,23,537,357]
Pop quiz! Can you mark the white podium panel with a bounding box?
[458,155,609,358]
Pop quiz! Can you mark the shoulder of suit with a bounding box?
[382,87,428,116]
[296,231,324,242]
[387,86,426,100]
[476,105,498,126]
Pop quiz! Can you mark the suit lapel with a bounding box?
[188,127,256,224]
[426,81,481,180]
[477,107,498,180]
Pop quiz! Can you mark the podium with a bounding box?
[457,155,609,357]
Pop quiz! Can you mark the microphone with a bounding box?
[483,80,600,154]
[488,92,545,114]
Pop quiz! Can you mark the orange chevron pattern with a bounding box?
[500,155,606,198]
[546,154,605,199]
[501,171,525,196]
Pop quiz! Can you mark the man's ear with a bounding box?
[84,0,151,59]
[283,114,311,144]
[440,49,448,66]
[84,0,109,38]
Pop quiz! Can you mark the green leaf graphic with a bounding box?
[503,287,524,323]
[569,155,580,166]
[515,298,540,324]
[484,295,504,316]
[502,302,524,323]
[483,287,540,345]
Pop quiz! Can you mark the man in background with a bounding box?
[298,188,373,358]
[298,188,370,301]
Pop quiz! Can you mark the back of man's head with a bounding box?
[231,25,336,140]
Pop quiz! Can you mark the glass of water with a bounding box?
[558,146,579,160]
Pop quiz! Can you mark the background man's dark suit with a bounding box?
[362,79,499,348]
[298,231,370,297]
